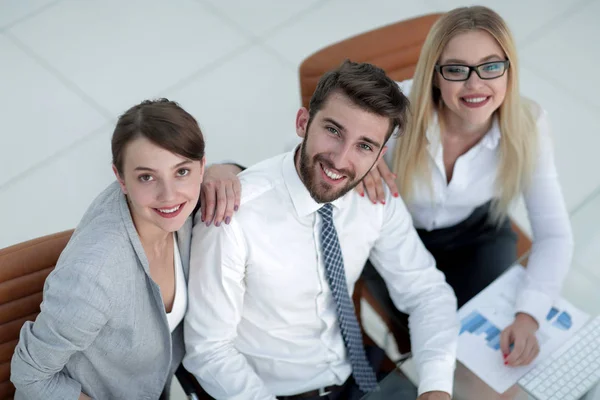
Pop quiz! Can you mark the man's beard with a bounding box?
[298,139,371,204]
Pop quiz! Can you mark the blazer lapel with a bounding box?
[175,217,192,282]
[118,191,152,275]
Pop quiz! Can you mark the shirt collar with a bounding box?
[480,116,501,149]
[426,112,501,150]
[282,147,345,218]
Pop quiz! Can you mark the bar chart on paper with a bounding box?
[456,265,589,394]
[460,311,502,350]
[459,307,574,354]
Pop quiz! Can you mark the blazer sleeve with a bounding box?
[11,255,113,400]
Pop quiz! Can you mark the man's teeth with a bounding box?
[323,166,343,180]
[158,205,181,213]
[464,97,487,103]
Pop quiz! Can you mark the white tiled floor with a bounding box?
[1,0,600,398]
[2,0,599,248]
[164,45,301,168]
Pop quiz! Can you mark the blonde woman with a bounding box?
[355,6,573,370]
[199,5,572,373]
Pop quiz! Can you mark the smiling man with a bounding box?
[184,61,459,400]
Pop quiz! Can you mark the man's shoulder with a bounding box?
[341,185,411,224]
[238,153,287,206]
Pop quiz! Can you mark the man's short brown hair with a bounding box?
[308,60,409,141]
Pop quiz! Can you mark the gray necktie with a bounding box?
[317,203,378,392]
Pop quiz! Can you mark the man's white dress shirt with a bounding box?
[184,149,459,399]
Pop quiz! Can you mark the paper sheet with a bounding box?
[457,265,590,394]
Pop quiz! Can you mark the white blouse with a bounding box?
[383,79,573,325]
[167,236,187,332]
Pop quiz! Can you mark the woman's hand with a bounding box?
[200,164,242,226]
[354,157,399,204]
[501,313,540,367]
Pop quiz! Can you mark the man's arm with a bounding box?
[369,191,459,397]
[183,214,276,400]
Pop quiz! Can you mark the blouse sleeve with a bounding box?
[517,105,574,325]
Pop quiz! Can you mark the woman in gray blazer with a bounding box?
[11,99,206,399]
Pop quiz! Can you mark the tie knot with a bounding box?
[317,203,333,221]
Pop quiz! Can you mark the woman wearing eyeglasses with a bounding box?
[355,6,572,370]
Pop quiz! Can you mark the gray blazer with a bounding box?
[11,182,193,400]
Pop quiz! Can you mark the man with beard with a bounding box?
[184,61,458,400]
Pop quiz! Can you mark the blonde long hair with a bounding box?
[392,6,537,222]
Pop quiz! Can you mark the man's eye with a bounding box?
[139,174,153,182]
[359,143,373,152]
[327,126,340,136]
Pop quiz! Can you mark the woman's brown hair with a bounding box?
[112,98,205,175]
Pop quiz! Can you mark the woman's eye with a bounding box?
[177,168,190,177]
[483,63,501,71]
[139,174,153,182]
[446,66,467,74]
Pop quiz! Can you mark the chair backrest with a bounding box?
[0,230,74,399]
[299,13,443,109]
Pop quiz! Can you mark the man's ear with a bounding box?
[295,107,310,139]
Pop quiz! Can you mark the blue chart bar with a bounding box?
[546,307,572,331]
[487,325,501,351]
[546,307,559,321]
[553,311,572,331]
[460,311,486,334]
[460,310,502,351]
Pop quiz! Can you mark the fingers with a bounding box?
[500,327,512,357]
[202,182,217,226]
[377,160,399,198]
[233,176,241,212]
[212,183,227,226]
[363,171,387,204]
[354,181,366,197]
[200,167,242,226]
[362,173,378,204]
[221,184,235,225]
[505,334,527,366]
[518,337,540,366]
[370,167,386,204]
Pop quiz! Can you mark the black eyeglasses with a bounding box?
[435,60,510,82]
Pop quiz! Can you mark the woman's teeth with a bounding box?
[463,97,487,103]
[158,205,181,213]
